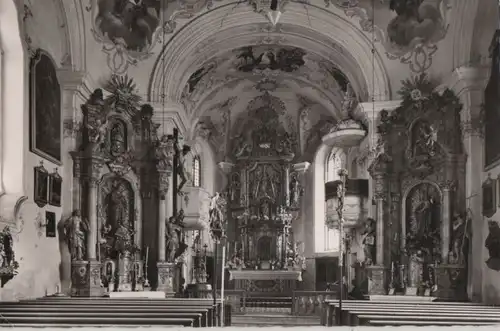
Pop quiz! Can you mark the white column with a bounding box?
[445,66,489,301]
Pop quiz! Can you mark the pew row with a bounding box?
[322,300,500,327]
[0,298,231,327]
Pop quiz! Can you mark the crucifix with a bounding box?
[171,128,191,219]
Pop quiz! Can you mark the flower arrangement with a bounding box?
[405,229,441,263]
[227,253,244,270]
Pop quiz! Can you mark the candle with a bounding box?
[145,247,149,263]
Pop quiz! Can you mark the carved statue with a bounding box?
[449,212,470,265]
[209,192,227,241]
[485,220,500,271]
[412,121,439,158]
[110,121,126,156]
[176,144,191,195]
[289,175,301,206]
[64,210,89,261]
[233,133,252,158]
[408,250,424,288]
[155,134,174,171]
[165,216,181,263]
[341,83,356,114]
[114,219,134,255]
[362,218,376,265]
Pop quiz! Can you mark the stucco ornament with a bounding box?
[327,0,452,73]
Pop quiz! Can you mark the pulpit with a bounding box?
[229,269,302,295]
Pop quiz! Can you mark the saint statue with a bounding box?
[209,192,227,240]
[414,197,435,237]
[165,216,180,263]
[449,212,470,265]
[362,218,376,265]
[114,219,134,255]
[408,250,424,288]
[289,176,300,206]
[64,210,89,261]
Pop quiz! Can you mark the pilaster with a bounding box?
[445,66,490,301]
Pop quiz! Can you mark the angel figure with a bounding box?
[155,134,174,169]
[87,118,108,152]
[64,209,89,261]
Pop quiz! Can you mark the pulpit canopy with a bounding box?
[325,179,369,229]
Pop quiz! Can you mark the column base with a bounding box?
[435,264,467,300]
[70,260,104,297]
[366,265,389,295]
[157,261,176,297]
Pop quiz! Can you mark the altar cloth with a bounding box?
[108,291,166,299]
[229,269,302,281]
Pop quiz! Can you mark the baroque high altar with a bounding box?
[65,77,190,297]
[223,99,307,295]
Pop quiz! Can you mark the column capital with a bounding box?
[355,100,402,121]
[293,162,310,175]
[440,66,491,97]
[56,68,93,95]
[150,102,188,135]
[218,161,234,175]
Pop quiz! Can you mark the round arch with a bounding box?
[148,2,391,105]
[0,0,27,222]
[190,137,217,195]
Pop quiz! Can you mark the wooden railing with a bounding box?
[291,291,338,316]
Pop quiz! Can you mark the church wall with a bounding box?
[0,0,83,300]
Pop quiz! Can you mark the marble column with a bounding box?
[375,192,385,266]
[87,158,104,260]
[157,171,169,262]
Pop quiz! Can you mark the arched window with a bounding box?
[192,155,201,187]
[323,147,346,252]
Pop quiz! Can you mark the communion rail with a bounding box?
[291,290,339,316]
[195,290,337,316]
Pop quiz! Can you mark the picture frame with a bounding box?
[34,162,49,208]
[48,169,62,207]
[29,49,62,165]
[45,211,56,238]
[482,173,496,218]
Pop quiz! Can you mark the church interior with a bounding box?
[0,0,500,327]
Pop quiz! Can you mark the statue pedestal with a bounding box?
[185,283,213,298]
[118,256,132,292]
[70,260,104,297]
[366,265,388,295]
[157,261,176,297]
[435,264,466,300]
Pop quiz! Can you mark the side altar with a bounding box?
[64,77,190,297]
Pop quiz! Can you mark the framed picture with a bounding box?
[483,174,496,218]
[29,49,62,165]
[48,169,62,207]
[45,211,56,238]
[34,162,49,208]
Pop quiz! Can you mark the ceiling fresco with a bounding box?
[85,0,451,75]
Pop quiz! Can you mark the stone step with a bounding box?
[233,313,320,326]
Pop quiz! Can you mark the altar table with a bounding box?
[229,270,302,295]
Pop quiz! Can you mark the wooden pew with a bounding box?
[0,316,195,327]
[0,305,212,327]
[345,308,500,326]
[323,300,498,326]
[0,311,204,327]
[24,297,232,326]
[352,314,500,326]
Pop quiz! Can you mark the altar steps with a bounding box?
[232,313,320,326]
